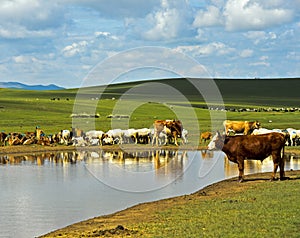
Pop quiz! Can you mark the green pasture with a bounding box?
[0,78,300,138]
[134,178,300,237]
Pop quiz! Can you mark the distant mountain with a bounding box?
[0,82,64,90]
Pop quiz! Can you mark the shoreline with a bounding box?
[39,169,300,237]
[1,144,299,156]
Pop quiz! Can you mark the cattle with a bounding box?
[122,129,138,144]
[208,132,286,182]
[58,130,71,145]
[72,136,88,147]
[136,128,151,144]
[0,132,7,146]
[103,129,124,144]
[285,128,300,146]
[71,128,85,138]
[152,120,183,146]
[85,130,105,145]
[181,129,188,144]
[252,128,291,146]
[223,120,260,135]
[200,131,212,143]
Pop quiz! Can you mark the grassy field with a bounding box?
[1,78,300,136]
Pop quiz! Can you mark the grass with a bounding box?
[135,180,300,237]
[1,78,300,139]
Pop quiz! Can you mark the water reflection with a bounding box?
[1,150,299,175]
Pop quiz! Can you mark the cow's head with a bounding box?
[254,121,261,129]
[208,131,225,150]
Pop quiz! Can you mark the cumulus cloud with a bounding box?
[193,5,223,28]
[143,0,193,40]
[62,41,88,57]
[0,0,64,30]
[224,0,294,31]
[0,0,64,39]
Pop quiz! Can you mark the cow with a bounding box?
[223,120,260,135]
[0,132,7,146]
[85,130,105,146]
[152,120,183,146]
[103,129,124,144]
[208,132,286,182]
[136,128,151,144]
[200,131,212,143]
[122,129,138,144]
[252,128,291,146]
[285,128,299,146]
[58,130,71,145]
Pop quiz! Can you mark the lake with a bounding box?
[0,149,299,238]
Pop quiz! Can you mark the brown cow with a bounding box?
[152,120,183,146]
[208,132,286,182]
[223,120,260,135]
[200,131,212,143]
[0,132,7,146]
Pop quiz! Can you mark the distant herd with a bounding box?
[0,119,188,147]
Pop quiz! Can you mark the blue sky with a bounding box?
[0,0,299,88]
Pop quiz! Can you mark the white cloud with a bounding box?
[0,23,54,39]
[95,31,119,40]
[250,61,270,67]
[193,5,223,28]
[143,0,193,40]
[62,41,88,57]
[244,31,277,44]
[240,49,253,58]
[174,42,235,57]
[13,55,38,64]
[224,0,294,31]
[0,0,64,30]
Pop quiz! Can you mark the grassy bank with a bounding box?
[40,170,300,237]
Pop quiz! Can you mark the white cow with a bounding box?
[286,128,299,146]
[122,129,138,144]
[181,128,188,144]
[104,129,124,144]
[59,129,71,145]
[72,136,88,146]
[136,128,151,144]
[85,130,104,145]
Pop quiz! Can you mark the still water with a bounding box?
[0,149,299,238]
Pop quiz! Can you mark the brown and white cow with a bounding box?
[208,132,286,182]
[152,120,183,146]
[223,120,260,135]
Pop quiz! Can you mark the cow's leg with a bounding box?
[271,152,280,181]
[237,158,244,182]
[278,149,286,180]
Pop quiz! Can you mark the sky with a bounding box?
[0,0,299,88]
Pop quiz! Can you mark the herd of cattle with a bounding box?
[1,119,300,149]
[0,120,188,147]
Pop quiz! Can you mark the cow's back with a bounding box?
[224,132,285,159]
